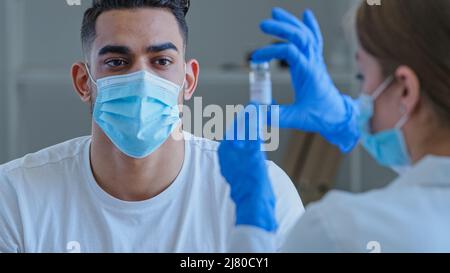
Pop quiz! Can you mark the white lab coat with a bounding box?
[282,155,450,253]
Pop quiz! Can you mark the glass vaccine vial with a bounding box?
[249,61,272,105]
[249,61,272,141]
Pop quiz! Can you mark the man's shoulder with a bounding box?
[184,132,220,154]
[183,131,303,209]
[0,136,90,179]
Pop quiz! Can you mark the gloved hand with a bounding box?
[218,105,278,233]
[252,8,359,153]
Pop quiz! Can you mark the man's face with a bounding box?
[87,8,190,105]
[71,7,199,152]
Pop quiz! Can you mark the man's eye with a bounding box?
[154,58,173,66]
[105,59,128,67]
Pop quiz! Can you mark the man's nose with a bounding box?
[129,57,153,74]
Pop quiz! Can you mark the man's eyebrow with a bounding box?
[147,42,178,53]
[98,45,131,56]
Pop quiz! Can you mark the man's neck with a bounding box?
[90,125,185,201]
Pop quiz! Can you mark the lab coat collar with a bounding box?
[393,155,450,188]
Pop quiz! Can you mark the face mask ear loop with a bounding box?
[395,106,410,130]
[180,63,187,91]
[371,76,394,101]
[84,63,98,87]
[177,63,188,120]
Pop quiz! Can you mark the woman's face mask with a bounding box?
[356,76,412,170]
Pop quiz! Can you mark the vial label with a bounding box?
[250,81,272,105]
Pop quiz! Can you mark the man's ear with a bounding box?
[395,65,421,116]
[183,59,200,101]
[71,62,93,103]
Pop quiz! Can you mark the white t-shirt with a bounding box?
[0,133,303,253]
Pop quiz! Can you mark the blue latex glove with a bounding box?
[252,8,359,153]
[218,105,278,233]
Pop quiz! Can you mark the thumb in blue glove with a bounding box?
[218,104,278,233]
[252,8,359,153]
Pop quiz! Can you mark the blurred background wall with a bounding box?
[0,0,396,199]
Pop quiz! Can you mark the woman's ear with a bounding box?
[183,59,200,101]
[71,62,93,104]
[395,65,421,116]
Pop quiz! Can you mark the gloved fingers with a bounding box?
[242,104,261,142]
[218,141,268,191]
[260,19,314,51]
[224,105,264,146]
[251,43,307,69]
[270,7,323,53]
[271,9,317,49]
[224,109,256,143]
[272,7,303,28]
[277,105,310,130]
[277,105,296,129]
[264,104,279,128]
[264,104,293,129]
[302,9,324,51]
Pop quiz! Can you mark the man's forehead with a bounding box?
[93,8,183,53]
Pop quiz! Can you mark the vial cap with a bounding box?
[250,61,270,71]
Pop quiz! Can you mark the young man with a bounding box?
[0,0,303,253]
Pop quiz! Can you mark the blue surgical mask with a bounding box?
[356,76,412,168]
[86,65,185,158]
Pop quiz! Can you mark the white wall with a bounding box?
[0,0,6,164]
